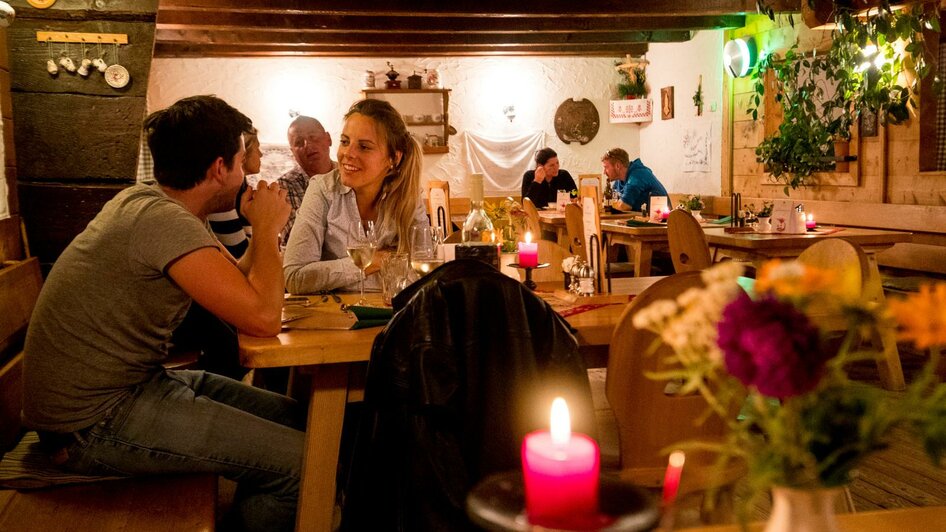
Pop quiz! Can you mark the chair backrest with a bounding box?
[606,271,729,482]
[579,175,600,191]
[0,258,43,450]
[667,209,712,273]
[521,197,542,237]
[425,180,453,237]
[564,203,587,261]
[796,239,869,301]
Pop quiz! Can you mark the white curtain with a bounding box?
[462,130,545,195]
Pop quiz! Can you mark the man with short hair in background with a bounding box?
[601,147,669,213]
[278,115,335,246]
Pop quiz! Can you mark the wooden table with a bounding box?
[538,209,636,247]
[598,220,674,277]
[701,226,912,265]
[239,277,662,532]
[677,506,946,531]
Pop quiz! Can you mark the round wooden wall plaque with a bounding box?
[27,0,57,8]
[554,98,599,145]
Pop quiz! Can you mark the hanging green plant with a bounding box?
[747,0,941,193]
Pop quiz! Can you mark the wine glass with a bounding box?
[347,220,376,305]
[410,223,444,276]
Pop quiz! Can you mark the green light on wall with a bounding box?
[723,37,757,77]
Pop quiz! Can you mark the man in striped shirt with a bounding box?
[277,115,335,248]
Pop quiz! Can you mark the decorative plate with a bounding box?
[554,98,599,145]
[104,64,130,89]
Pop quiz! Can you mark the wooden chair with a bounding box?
[564,203,587,261]
[796,239,903,391]
[521,197,542,237]
[426,180,453,238]
[571,187,635,291]
[605,271,744,521]
[667,209,712,273]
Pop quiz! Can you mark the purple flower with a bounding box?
[717,292,829,399]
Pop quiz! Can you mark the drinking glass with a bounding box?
[347,220,376,305]
[410,223,444,276]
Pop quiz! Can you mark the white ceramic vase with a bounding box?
[764,486,844,532]
[757,216,771,232]
[690,209,703,222]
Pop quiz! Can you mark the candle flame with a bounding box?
[525,231,533,244]
[807,213,813,222]
[669,450,686,468]
[550,397,571,445]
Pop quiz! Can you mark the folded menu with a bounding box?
[348,305,394,329]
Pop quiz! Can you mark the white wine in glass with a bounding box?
[348,220,377,305]
[410,224,443,276]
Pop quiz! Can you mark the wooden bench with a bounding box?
[0,257,217,532]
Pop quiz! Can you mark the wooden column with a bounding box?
[8,0,157,270]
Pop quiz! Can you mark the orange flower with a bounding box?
[755,260,838,298]
[888,283,946,349]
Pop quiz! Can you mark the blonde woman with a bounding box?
[284,99,427,293]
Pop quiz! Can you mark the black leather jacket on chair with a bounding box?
[340,260,596,532]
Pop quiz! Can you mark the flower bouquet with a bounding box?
[484,197,528,253]
[682,194,705,212]
[632,260,946,524]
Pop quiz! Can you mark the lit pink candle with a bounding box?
[661,451,686,507]
[518,231,539,268]
[805,213,817,230]
[522,398,600,527]
[660,209,670,221]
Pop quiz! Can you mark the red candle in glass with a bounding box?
[518,231,539,268]
[660,209,670,221]
[805,213,816,230]
[522,398,600,527]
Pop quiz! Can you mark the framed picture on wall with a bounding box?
[861,110,878,137]
[661,86,674,120]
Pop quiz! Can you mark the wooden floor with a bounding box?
[589,341,946,525]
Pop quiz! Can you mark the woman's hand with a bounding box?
[364,248,392,276]
[533,165,548,184]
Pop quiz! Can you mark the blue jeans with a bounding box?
[60,370,304,532]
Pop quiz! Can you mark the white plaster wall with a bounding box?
[147,56,643,196]
[639,31,725,196]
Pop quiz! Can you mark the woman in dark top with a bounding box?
[520,147,577,208]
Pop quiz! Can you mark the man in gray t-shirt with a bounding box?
[23,96,299,532]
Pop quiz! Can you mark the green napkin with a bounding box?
[625,220,665,227]
[710,216,732,225]
[349,306,394,329]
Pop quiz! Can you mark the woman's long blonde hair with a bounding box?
[344,99,422,253]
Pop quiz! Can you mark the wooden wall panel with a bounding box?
[12,92,144,181]
[3,114,13,169]
[18,182,127,268]
[8,19,154,98]
[0,215,23,262]
[0,28,8,71]
[4,167,17,216]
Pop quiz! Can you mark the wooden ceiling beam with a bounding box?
[153,42,650,58]
[156,11,746,32]
[157,0,761,17]
[155,29,693,45]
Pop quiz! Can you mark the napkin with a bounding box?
[348,305,394,329]
[710,216,732,225]
[625,220,665,227]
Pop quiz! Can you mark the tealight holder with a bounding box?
[508,262,549,290]
[466,471,659,532]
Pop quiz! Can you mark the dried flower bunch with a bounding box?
[484,197,528,252]
[633,261,946,515]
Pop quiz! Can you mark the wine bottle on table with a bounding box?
[457,173,500,268]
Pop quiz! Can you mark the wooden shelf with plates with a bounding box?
[362,88,452,155]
